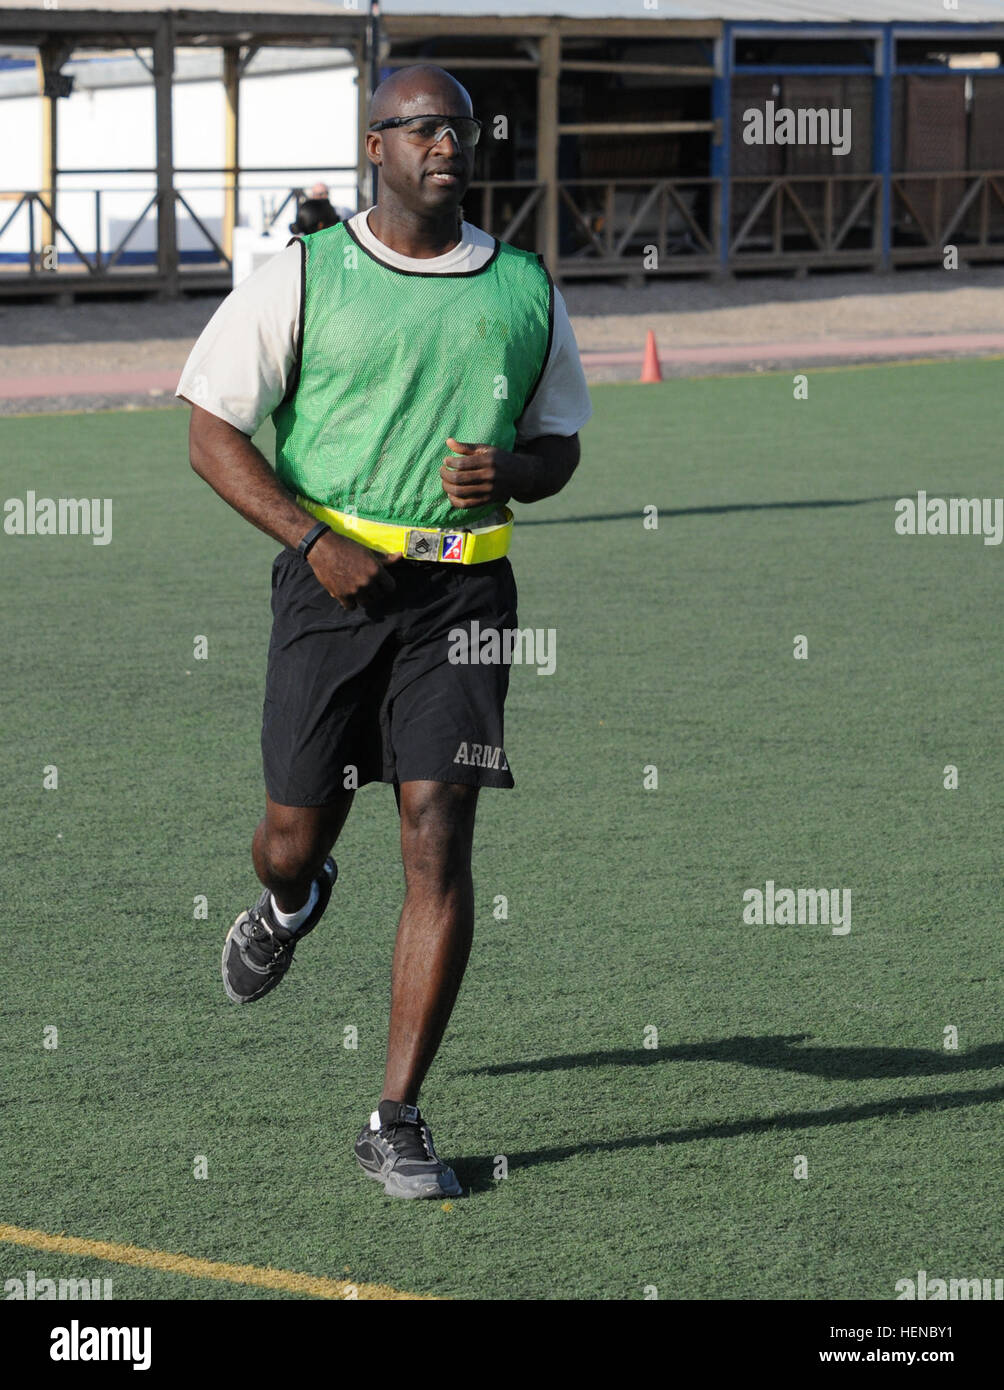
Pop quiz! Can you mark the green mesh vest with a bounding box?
[272,220,554,530]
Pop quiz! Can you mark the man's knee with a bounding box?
[254,795,351,891]
[255,818,323,889]
[400,782,477,885]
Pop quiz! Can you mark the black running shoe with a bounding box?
[222,857,337,1004]
[354,1101,463,1199]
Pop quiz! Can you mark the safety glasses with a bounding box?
[368,114,482,149]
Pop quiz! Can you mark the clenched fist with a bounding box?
[308,529,402,611]
[440,437,530,509]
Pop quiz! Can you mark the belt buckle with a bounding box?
[404,528,441,561]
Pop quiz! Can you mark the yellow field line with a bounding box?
[0,402,182,420]
[0,1223,437,1301]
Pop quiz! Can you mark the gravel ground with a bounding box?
[2,263,1003,411]
[562,263,1004,343]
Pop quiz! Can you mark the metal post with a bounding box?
[356,37,369,212]
[538,24,560,275]
[711,27,731,272]
[222,47,240,263]
[35,50,57,266]
[368,0,381,207]
[874,25,893,271]
[153,15,178,294]
[27,196,36,275]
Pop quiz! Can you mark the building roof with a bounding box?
[0,44,354,96]
[1,0,1002,18]
[382,0,1004,20]
[0,1,366,50]
[0,0,354,13]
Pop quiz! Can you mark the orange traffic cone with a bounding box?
[640,329,663,383]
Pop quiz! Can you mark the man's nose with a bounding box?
[432,126,461,154]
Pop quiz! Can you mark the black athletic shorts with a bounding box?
[261,547,518,806]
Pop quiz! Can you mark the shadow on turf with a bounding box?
[453,1080,1004,1188]
[467,1034,1004,1080]
[517,496,903,526]
[454,1036,1004,1188]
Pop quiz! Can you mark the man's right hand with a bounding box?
[307,529,403,610]
[184,407,403,610]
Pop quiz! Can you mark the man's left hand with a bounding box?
[440,438,527,509]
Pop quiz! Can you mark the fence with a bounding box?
[2,171,1003,291]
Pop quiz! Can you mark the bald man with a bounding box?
[176,65,591,1199]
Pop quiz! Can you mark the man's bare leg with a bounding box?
[223,792,354,1005]
[252,791,354,913]
[381,780,479,1105]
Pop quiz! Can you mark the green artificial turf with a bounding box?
[1,360,1001,1300]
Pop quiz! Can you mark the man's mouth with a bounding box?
[426,170,461,186]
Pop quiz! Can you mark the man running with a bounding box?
[176,64,591,1198]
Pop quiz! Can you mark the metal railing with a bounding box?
[729,174,882,260]
[0,165,357,281]
[558,177,718,270]
[0,189,115,274]
[891,171,1004,259]
[465,180,545,247]
[3,171,1004,289]
[0,188,224,275]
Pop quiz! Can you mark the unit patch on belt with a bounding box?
[405,529,441,560]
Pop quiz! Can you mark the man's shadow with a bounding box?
[468,1034,1004,1080]
[453,1035,1004,1190]
[516,495,904,527]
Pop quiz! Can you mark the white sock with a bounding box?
[271,879,319,933]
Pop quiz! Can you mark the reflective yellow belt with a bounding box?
[296,496,513,565]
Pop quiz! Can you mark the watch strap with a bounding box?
[297,521,330,558]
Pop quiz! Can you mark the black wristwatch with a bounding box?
[297,521,330,558]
